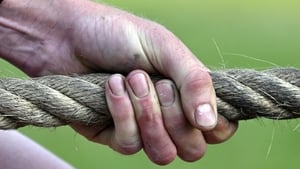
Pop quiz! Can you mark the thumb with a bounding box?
[137,21,218,130]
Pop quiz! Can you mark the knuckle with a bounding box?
[204,118,238,144]
[164,113,186,132]
[183,67,212,91]
[136,99,160,123]
[111,106,132,121]
[115,139,142,155]
[179,145,206,162]
[150,148,177,165]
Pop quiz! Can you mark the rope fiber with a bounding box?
[0,68,299,129]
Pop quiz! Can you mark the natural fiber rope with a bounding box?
[0,68,299,129]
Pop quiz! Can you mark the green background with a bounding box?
[1,0,300,168]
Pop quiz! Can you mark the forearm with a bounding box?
[0,0,155,75]
[0,131,74,169]
[0,0,137,75]
[0,1,75,167]
[0,0,78,76]
[68,0,163,74]
[0,0,76,40]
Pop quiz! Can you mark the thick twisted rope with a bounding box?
[0,68,299,129]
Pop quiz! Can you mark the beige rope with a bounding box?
[0,68,299,129]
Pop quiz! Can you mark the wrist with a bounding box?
[68,0,141,70]
[0,0,75,30]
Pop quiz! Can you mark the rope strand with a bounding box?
[0,68,299,129]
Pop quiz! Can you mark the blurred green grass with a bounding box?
[1,0,300,168]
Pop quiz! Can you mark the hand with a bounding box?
[0,0,238,165]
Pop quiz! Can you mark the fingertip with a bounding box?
[113,137,142,155]
[127,71,149,98]
[107,74,126,96]
[204,115,238,144]
[180,68,218,130]
[178,142,207,162]
[148,147,177,165]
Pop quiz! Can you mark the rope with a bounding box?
[0,68,299,129]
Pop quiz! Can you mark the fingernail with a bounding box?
[108,75,125,96]
[195,104,217,128]
[128,73,149,98]
[156,82,175,106]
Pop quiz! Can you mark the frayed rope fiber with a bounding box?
[0,68,299,129]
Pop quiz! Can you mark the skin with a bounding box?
[0,130,74,169]
[0,0,238,166]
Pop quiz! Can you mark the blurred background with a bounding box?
[1,0,300,168]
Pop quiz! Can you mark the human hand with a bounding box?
[0,0,237,165]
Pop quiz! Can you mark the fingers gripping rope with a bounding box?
[0,68,299,129]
